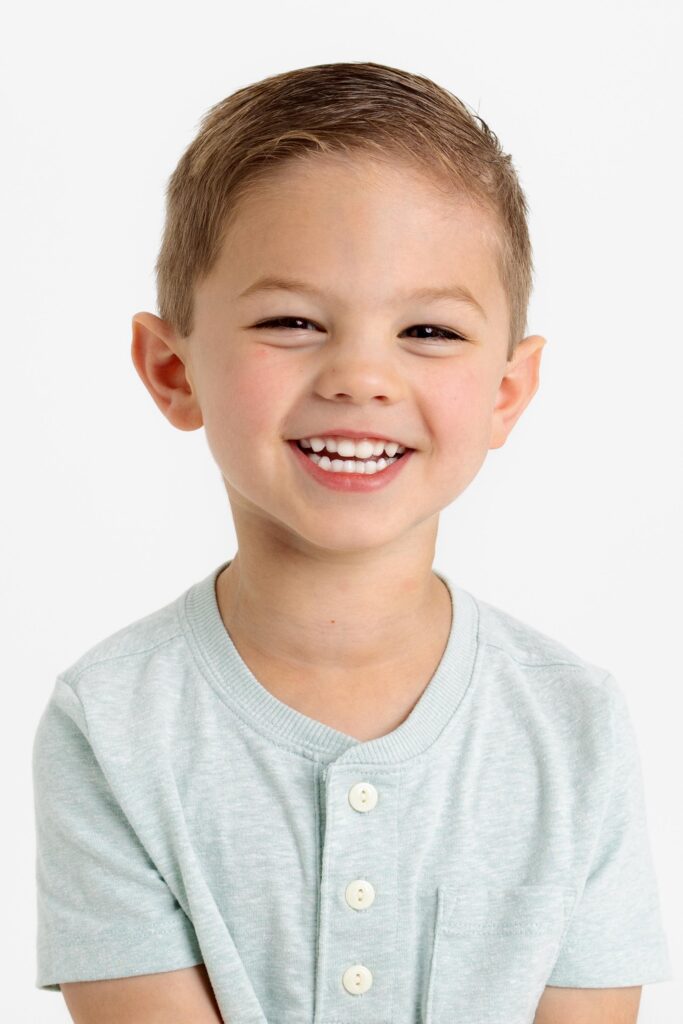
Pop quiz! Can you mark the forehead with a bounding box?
[201,152,507,324]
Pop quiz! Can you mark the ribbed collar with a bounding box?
[178,559,480,765]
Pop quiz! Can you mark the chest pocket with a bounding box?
[424,883,571,1024]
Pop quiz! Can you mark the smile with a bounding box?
[287,440,414,493]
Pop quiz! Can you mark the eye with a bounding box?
[253,317,466,342]
[253,317,321,331]
[403,324,466,343]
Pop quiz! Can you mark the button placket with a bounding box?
[341,780,380,995]
[316,768,399,1021]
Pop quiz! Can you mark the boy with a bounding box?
[32,61,671,1023]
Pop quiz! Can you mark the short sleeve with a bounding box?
[546,674,673,987]
[32,676,203,991]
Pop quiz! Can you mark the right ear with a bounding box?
[130,312,204,431]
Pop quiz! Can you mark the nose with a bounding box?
[313,336,405,405]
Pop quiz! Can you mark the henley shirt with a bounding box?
[32,559,672,1024]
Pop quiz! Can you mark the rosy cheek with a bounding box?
[430,374,491,455]
[240,365,287,435]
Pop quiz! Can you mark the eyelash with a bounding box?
[253,317,467,343]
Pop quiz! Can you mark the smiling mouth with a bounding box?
[289,439,411,476]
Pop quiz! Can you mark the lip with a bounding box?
[289,428,413,447]
[287,439,414,492]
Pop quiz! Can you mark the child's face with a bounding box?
[134,153,544,558]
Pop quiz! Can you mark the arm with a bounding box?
[534,984,642,1024]
[61,963,224,1024]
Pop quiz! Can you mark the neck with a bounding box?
[215,546,451,682]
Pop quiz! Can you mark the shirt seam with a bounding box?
[549,670,616,947]
[58,633,188,687]
[61,637,597,684]
[480,639,606,673]
[580,673,619,879]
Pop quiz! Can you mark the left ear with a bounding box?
[489,334,547,450]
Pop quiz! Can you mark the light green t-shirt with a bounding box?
[32,560,672,1023]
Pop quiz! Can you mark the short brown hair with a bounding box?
[155,61,534,360]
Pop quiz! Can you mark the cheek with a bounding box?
[427,365,494,450]
[201,348,291,456]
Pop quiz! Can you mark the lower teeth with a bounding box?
[304,451,400,475]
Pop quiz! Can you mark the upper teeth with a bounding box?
[297,436,405,459]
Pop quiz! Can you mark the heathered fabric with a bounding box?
[33,559,672,1024]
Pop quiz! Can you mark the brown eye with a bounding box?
[254,317,320,331]
[403,324,466,342]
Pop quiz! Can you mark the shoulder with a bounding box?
[37,582,204,771]
[473,593,602,673]
[463,593,630,813]
[470,591,618,726]
[474,592,610,679]
[55,587,190,706]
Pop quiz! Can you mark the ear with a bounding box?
[130,312,204,431]
[489,334,547,450]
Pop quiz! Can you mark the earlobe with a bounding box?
[489,334,546,450]
[130,312,204,432]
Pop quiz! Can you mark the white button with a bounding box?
[345,879,376,909]
[342,963,373,994]
[348,781,378,811]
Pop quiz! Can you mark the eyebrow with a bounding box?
[237,275,487,320]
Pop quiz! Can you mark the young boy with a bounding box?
[32,62,671,1024]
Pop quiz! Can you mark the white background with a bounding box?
[2,0,681,1020]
